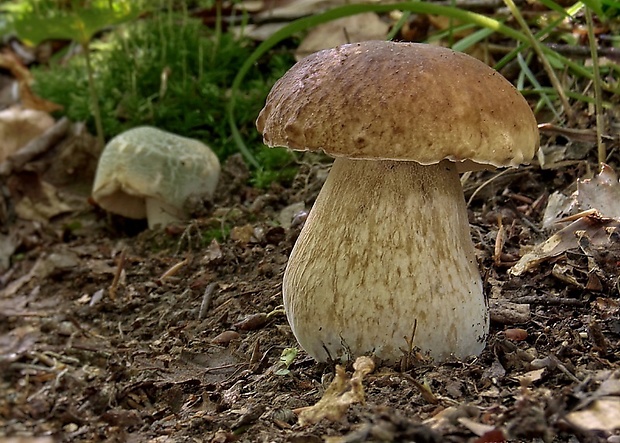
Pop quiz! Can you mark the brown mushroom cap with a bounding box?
[257,41,539,169]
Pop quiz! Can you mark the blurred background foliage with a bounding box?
[1,0,299,186]
[0,0,618,185]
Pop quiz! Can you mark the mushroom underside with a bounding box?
[283,157,489,363]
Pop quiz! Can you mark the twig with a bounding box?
[199,282,218,319]
[537,123,614,144]
[510,296,586,307]
[158,256,190,283]
[109,248,126,300]
[494,217,506,267]
[400,373,439,404]
[466,168,511,207]
[546,43,620,61]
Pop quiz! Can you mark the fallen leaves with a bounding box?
[0,50,62,113]
[566,398,620,432]
[0,106,55,163]
[296,356,375,426]
[511,164,620,277]
[295,13,389,60]
[565,372,620,432]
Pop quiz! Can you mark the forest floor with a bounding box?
[1,117,620,442]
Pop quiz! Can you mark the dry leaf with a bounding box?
[457,417,496,437]
[576,163,620,219]
[297,356,375,425]
[12,177,73,223]
[542,163,620,228]
[514,368,546,385]
[230,224,256,244]
[0,106,55,163]
[565,397,620,431]
[295,13,389,60]
[509,214,620,276]
[0,51,62,113]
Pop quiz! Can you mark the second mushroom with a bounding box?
[257,41,539,363]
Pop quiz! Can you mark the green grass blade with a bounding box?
[524,88,614,108]
[451,27,495,53]
[536,0,572,15]
[516,52,562,119]
[580,0,606,18]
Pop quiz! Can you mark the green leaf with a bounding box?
[12,3,141,46]
[536,0,572,15]
[580,0,606,18]
[279,347,298,369]
[451,27,495,52]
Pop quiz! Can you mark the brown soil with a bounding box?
[1,141,619,442]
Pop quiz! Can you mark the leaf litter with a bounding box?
[0,6,620,442]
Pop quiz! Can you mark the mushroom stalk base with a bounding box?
[283,158,488,363]
[145,198,182,229]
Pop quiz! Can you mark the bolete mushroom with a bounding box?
[256,41,539,363]
[92,126,220,229]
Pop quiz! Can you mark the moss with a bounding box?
[31,11,296,184]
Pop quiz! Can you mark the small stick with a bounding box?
[537,122,615,144]
[199,282,218,319]
[159,256,190,283]
[510,296,586,307]
[555,208,599,223]
[109,248,126,300]
[494,216,506,267]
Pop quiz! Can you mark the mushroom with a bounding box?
[256,41,539,363]
[92,126,220,229]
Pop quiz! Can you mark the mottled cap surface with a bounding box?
[256,41,539,168]
[92,126,220,219]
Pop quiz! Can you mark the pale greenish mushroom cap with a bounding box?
[92,126,220,229]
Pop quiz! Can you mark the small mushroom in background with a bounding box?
[257,41,539,364]
[91,126,220,229]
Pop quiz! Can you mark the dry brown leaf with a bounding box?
[297,356,375,425]
[428,15,472,37]
[509,213,620,276]
[565,397,620,432]
[542,163,620,228]
[19,81,64,113]
[0,106,55,163]
[457,417,496,437]
[13,178,74,223]
[0,51,32,84]
[576,163,620,219]
[514,368,546,385]
[230,224,256,244]
[0,51,62,113]
[295,13,389,60]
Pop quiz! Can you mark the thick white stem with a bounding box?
[283,158,488,363]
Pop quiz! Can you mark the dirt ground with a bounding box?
[1,112,620,443]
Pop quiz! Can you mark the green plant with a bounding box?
[2,0,143,147]
[275,347,298,376]
[29,7,296,181]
